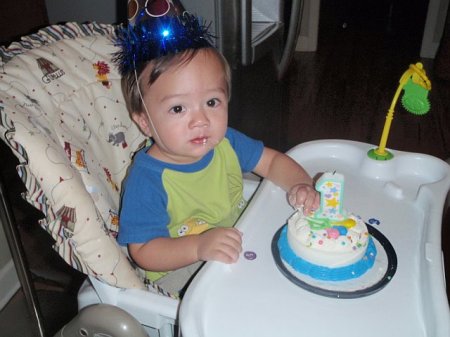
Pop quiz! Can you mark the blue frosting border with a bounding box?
[278,225,377,281]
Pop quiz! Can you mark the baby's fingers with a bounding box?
[197,228,242,263]
[217,229,243,263]
[302,191,320,215]
[288,187,305,208]
[288,184,320,214]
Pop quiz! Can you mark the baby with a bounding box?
[115,0,319,295]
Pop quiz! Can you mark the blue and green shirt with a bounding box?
[118,128,263,280]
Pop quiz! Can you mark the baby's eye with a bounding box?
[206,98,221,108]
[170,105,185,114]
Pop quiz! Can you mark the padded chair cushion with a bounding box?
[0,22,161,292]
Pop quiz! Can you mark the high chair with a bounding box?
[0,22,260,337]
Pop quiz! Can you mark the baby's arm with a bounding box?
[253,147,320,213]
[128,227,242,272]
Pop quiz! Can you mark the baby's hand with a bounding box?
[196,227,243,263]
[288,183,320,215]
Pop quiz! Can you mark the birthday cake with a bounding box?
[278,172,377,281]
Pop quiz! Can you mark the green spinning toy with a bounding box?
[368,62,431,160]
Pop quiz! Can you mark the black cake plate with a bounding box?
[271,224,397,299]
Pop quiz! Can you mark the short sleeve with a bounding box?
[118,150,170,245]
[225,127,264,172]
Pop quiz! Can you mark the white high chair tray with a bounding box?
[180,140,450,337]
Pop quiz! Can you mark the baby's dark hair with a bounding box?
[121,47,231,117]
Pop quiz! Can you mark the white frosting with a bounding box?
[287,210,370,268]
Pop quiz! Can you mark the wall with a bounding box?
[0,0,48,45]
[45,0,121,24]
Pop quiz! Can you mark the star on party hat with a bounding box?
[113,0,212,76]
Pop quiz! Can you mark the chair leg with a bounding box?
[0,175,46,337]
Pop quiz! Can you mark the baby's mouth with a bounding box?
[191,136,208,145]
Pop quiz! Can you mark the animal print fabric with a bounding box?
[0,22,175,297]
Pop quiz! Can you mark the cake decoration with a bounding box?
[278,171,377,281]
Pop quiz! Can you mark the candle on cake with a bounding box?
[314,171,346,221]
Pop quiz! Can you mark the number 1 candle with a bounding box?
[314,172,346,221]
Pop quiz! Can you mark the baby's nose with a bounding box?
[190,108,209,127]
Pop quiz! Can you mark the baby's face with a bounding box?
[138,49,229,164]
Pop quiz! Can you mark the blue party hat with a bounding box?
[113,0,212,76]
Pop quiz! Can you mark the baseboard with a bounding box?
[0,260,20,310]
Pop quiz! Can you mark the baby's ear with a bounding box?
[132,112,152,137]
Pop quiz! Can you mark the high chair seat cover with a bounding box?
[0,22,167,293]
